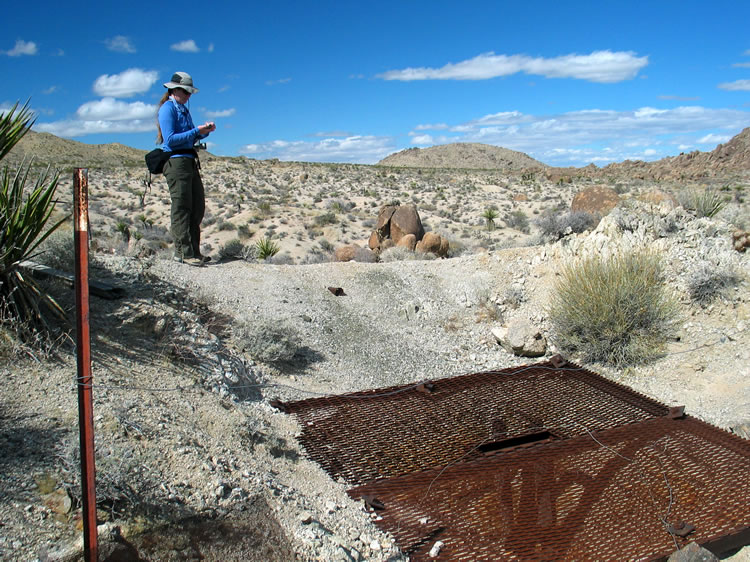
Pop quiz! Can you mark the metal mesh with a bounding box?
[348,416,750,560]
[275,360,750,559]
[277,361,669,485]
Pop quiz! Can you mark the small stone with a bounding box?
[429,540,444,557]
[369,540,381,551]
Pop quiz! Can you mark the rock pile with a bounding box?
[367,204,449,257]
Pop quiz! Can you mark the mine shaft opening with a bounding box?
[478,430,557,454]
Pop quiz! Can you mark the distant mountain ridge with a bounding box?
[378,142,547,171]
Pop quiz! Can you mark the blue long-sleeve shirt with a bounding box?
[158,97,208,155]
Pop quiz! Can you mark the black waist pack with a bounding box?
[145,148,198,174]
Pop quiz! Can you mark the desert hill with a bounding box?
[378,142,547,170]
[4,130,147,170]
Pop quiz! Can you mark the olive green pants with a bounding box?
[164,157,205,259]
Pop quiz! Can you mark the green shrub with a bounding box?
[548,251,678,366]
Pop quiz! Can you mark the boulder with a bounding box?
[639,189,678,209]
[390,205,424,244]
[374,205,398,238]
[438,237,450,257]
[571,186,620,216]
[334,244,359,262]
[666,542,718,562]
[416,232,442,254]
[497,319,546,357]
[368,230,381,250]
[396,233,417,251]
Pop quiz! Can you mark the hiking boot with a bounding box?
[173,255,205,267]
[197,254,212,263]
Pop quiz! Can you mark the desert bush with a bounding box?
[57,435,146,515]
[535,211,600,240]
[218,238,256,261]
[231,318,300,363]
[380,247,436,262]
[678,187,727,218]
[548,251,678,366]
[686,263,741,306]
[36,228,75,271]
[504,210,530,233]
[314,211,337,226]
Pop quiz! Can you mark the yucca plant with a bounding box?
[1,101,67,335]
[255,236,280,260]
[482,207,499,231]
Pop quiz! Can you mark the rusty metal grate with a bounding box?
[275,360,750,559]
[276,360,669,485]
[348,416,750,560]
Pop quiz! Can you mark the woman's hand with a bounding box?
[199,122,216,135]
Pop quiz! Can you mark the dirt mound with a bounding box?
[378,142,547,170]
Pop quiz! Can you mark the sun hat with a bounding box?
[163,71,199,94]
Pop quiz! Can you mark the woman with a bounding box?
[156,71,216,265]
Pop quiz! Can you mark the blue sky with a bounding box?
[2,0,750,167]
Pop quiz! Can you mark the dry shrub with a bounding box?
[548,250,678,366]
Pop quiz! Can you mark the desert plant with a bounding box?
[686,263,741,306]
[219,238,255,261]
[536,211,600,240]
[482,207,499,231]
[1,102,68,335]
[678,187,727,218]
[505,210,530,233]
[255,236,280,260]
[231,317,299,363]
[548,251,678,366]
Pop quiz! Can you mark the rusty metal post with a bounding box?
[74,169,97,561]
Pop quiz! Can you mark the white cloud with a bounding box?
[410,134,433,145]
[34,118,154,137]
[731,62,750,68]
[407,105,749,166]
[42,86,58,95]
[697,133,731,144]
[312,130,352,137]
[105,35,136,53]
[4,39,38,56]
[377,50,648,83]
[718,79,750,91]
[31,97,156,137]
[204,108,236,118]
[93,68,159,98]
[414,123,449,131]
[207,43,215,53]
[170,39,200,53]
[265,78,292,86]
[240,135,394,164]
[76,98,155,121]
